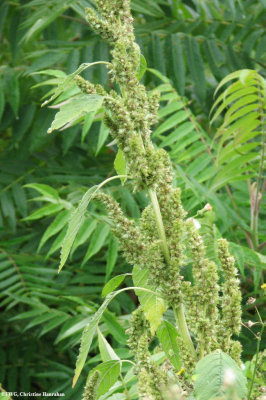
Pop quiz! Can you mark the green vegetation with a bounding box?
[0,1,265,399]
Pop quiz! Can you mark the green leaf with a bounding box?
[73,286,155,386]
[96,122,109,156]
[81,111,96,143]
[4,69,20,117]
[194,351,247,400]
[167,34,185,96]
[0,76,5,123]
[48,94,103,133]
[71,218,98,256]
[38,210,71,251]
[102,274,129,298]
[24,183,59,202]
[23,204,63,221]
[114,149,127,185]
[91,360,121,398]
[137,54,147,81]
[82,223,110,265]
[157,320,182,371]
[59,186,97,272]
[133,265,167,334]
[106,237,119,281]
[98,328,120,362]
[21,0,73,42]
[184,36,206,102]
[154,111,188,136]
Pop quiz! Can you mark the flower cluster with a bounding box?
[127,308,169,400]
[82,370,101,400]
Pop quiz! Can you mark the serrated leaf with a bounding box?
[157,320,181,371]
[194,351,247,400]
[133,265,167,334]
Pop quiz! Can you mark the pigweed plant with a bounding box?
[40,1,264,399]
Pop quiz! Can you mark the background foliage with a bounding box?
[0,0,265,398]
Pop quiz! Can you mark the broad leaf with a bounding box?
[194,351,247,400]
[48,94,103,133]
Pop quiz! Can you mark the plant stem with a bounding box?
[148,188,196,359]
[174,304,197,358]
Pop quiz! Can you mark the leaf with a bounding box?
[23,204,63,221]
[102,274,129,298]
[0,76,5,123]
[4,69,20,117]
[71,218,98,256]
[59,175,127,272]
[21,0,73,42]
[133,265,167,334]
[157,320,182,371]
[106,237,119,281]
[137,54,147,81]
[48,94,103,133]
[73,286,156,386]
[81,111,96,143]
[114,149,127,184]
[24,183,59,202]
[194,351,247,400]
[82,223,110,265]
[38,210,71,251]
[96,122,109,156]
[184,36,206,102]
[91,360,121,398]
[97,328,120,362]
[154,111,188,136]
[59,186,97,272]
[166,34,185,96]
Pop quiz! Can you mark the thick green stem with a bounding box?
[174,304,197,358]
[148,188,196,359]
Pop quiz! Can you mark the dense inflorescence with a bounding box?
[79,0,243,396]
[82,370,101,400]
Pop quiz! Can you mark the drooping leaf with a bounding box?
[48,94,103,134]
